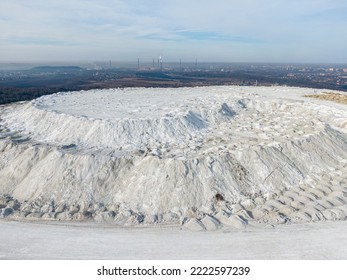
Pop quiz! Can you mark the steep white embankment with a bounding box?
[0,86,347,230]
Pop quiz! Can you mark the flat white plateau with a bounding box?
[0,220,346,259]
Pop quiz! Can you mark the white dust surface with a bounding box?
[1,219,346,259]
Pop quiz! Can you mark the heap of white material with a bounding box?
[0,86,347,230]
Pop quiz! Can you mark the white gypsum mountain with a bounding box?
[0,86,347,230]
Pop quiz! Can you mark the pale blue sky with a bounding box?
[1,0,347,63]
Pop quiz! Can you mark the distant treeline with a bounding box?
[1,68,346,105]
[0,87,70,105]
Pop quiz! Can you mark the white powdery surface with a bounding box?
[0,86,347,230]
[1,219,347,259]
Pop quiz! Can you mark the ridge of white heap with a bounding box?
[0,86,347,230]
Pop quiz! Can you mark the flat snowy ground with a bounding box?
[1,220,347,259]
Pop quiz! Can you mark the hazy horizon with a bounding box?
[1,0,347,63]
[2,60,347,72]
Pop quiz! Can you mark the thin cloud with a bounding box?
[140,30,263,44]
[7,36,79,46]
